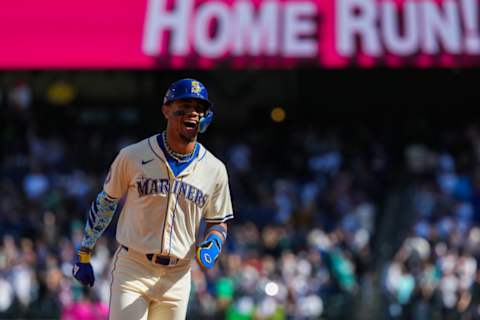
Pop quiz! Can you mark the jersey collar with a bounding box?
[148,134,205,178]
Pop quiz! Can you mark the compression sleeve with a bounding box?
[81,190,119,250]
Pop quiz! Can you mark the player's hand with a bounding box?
[72,249,95,287]
[196,234,222,270]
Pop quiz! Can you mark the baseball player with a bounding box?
[72,78,234,319]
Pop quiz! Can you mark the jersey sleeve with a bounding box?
[204,164,234,223]
[103,149,133,199]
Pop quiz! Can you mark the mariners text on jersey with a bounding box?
[136,176,209,208]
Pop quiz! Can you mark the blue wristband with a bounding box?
[206,225,227,241]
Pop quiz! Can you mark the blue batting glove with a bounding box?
[72,250,95,287]
[196,233,223,270]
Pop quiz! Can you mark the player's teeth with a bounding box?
[184,121,197,128]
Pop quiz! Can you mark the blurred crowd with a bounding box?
[383,131,480,320]
[0,80,479,320]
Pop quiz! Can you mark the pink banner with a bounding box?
[1,0,480,69]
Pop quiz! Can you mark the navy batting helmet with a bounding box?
[163,78,213,133]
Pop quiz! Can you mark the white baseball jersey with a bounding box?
[104,134,234,259]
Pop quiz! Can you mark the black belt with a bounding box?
[121,245,179,266]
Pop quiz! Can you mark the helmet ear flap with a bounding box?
[199,110,214,133]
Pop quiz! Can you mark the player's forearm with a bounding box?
[81,190,118,250]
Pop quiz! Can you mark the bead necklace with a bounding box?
[161,131,197,163]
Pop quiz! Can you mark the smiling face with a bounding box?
[162,98,208,145]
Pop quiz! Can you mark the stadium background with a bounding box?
[3,0,480,319]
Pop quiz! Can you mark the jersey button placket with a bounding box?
[162,174,174,256]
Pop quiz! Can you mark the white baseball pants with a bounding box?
[108,246,191,320]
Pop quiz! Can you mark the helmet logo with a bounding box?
[191,81,201,94]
